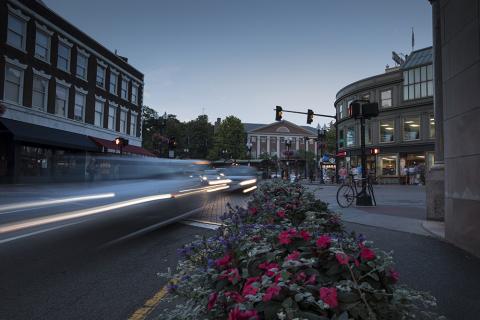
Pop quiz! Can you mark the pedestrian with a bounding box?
[339,166,348,184]
[408,165,416,185]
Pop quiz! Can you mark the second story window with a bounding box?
[130,113,137,136]
[32,75,49,110]
[338,103,344,119]
[7,13,27,51]
[55,84,69,117]
[76,52,88,80]
[96,65,106,88]
[35,30,50,62]
[120,109,127,133]
[94,100,104,127]
[110,72,118,95]
[4,64,24,104]
[346,126,355,147]
[380,90,392,108]
[74,92,86,122]
[57,42,71,72]
[403,116,421,141]
[131,84,138,105]
[108,105,117,130]
[429,114,435,139]
[121,78,128,100]
[380,119,395,143]
[403,65,433,100]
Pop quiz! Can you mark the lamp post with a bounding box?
[304,136,309,180]
[285,137,292,180]
[246,141,253,166]
[183,148,189,158]
[221,149,229,161]
[317,124,327,184]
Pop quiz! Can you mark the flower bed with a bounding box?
[160,180,444,320]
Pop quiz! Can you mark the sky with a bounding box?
[44,0,432,128]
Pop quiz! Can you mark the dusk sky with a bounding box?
[44,0,432,127]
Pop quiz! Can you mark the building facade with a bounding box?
[334,47,435,184]
[0,0,149,183]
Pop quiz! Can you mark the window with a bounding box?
[57,42,70,72]
[7,13,26,50]
[94,100,104,127]
[108,105,116,130]
[4,64,24,104]
[379,119,395,143]
[338,102,344,119]
[35,30,50,62]
[32,76,48,110]
[429,114,435,139]
[121,78,128,100]
[339,129,344,148]
[131,84,138,104]
[74,92,86,121]
[379,154,398,176]
[55,84,69,117]
[346,126,355,146]
[403,116,421,141]
[380,90,392,108]
[403,65,433,100]
[76,53,88,80]
[362,93,370,101]
[130,113,137,136]
[119,109,127,133]
[346,100,354,118]
[110,72,118,94]
[96,65,106,88]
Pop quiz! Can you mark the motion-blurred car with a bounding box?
[219,166,258,193]
[200,169,232,186]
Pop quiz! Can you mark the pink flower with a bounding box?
[335,252,350,265]
[316,235,331,249]
[228,307,259,320]
[262,285,281,302]
[225,291,246,303]
[228,268,241,283]
[259,262,279,277]
[319,287,338,308]
[287,228,297,236]
[389,268,400,283]
[244,276,260,287]
[274,273,283,283]
[276,210,286,218]
[242,284,258,296]
[360,247,376,261]
[215,254,232,268]
[286,250,300,261]
[295,272,307,282]
[207,292,218,311]
[354,259,360,267]
[300,230,311,241]
[278,231,292,245]
[305,274,316,285]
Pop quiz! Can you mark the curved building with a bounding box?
[334,47,435,184]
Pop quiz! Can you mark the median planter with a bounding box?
[159,180,444,320]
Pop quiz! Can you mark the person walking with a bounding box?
[339,166,348,184]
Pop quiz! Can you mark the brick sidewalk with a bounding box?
[190,192,249,223]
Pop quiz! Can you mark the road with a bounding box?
[0,178,247,320]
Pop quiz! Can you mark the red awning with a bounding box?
[89,137,156,157]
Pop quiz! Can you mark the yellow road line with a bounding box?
[128,286,168,320]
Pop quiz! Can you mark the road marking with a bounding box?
[0,220,85,244]
[128,285,168,320]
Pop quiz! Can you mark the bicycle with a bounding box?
[336,173,376,208]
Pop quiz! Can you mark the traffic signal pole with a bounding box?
[356,116,372,206]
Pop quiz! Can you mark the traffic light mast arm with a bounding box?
[272,108,336,119]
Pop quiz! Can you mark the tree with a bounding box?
[185,115,214,159]
[142,106,161,154]
[324,121,337,154]
[208,116,246,160]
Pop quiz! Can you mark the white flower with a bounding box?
[277,311,286,320]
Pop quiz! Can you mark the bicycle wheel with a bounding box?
[336,185,355,208]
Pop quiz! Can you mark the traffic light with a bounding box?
[370,148,380,155]
[168,137,177,149]
[307,109,314,124]
[348,102,361,118]
[275,106,283,121]
[361,102,379,118]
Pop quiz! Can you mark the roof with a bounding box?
[243,122,317,135]
[402,47,433,69]
[0,118,99,151]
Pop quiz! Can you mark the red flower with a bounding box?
[262,285,281,302]
[335,252,350,265]
[316,235,331,249]
[228,268,241,283]
[249,207,258,215]
[389,268,400,283]
[215,254,232,267]
[207,292,218,311]
[274,273,283,283]
[286,250,300,261]
[300,230,311,241]
[287,228,297,236]
[228,307,259,320]
[225,291,246,303]
[305,274,316,285]
[360,247,376,261]
[276,210,286,218]
[244,276,260,287]
[319,287,338,308]
[259,261,279,277]
[278,231,292,245]
[295,272,307,282]
[242,284,258,296]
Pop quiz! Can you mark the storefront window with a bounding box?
[19,146,52,178]
[379,154,397,176]
[429,114,435,139]
[346,127,355,146]
[380,120,395,143]
[403,116,420,141]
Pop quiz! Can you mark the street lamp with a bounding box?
[246,141,253,166]
[317,124,327,184]
[304,136,310,180]
[285,137,292,180]
[183,148,189,158]
[221,149,229,161]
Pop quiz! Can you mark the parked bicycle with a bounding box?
[336,173,376,208]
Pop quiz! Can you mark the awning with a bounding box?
[0,118,99,151]
[89,136,155,157]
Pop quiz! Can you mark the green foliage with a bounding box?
[208,116,246,160]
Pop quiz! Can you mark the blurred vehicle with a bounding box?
[200,169,231,186]
[219,166,258,193]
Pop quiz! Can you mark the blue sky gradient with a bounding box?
[44,0,432,127]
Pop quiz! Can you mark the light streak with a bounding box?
[208,179,232,185]
[242,186,257,193]
[239,179,257,186]
[0,193,116,213]
[207,185,230,192]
